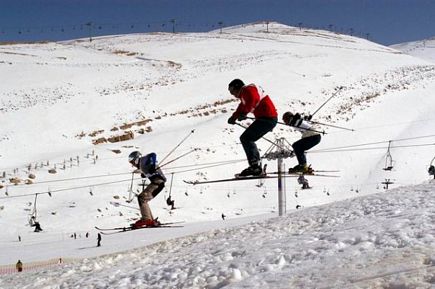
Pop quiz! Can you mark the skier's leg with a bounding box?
[240,126,260,166]
[303,135,321,151]
[151,178,165,198]
[292,139,307,165]
[240,118,277,166]
[292,135,321,165]
[137,182,159,220]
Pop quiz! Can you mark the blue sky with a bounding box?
[0,0,434,45]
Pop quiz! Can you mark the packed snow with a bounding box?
[1,22,435,288]
[391,37,435,63]
[1,182,435,288]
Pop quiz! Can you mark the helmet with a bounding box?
[282,111,294,124]
[128,151,141,165]
[228,79,244,91]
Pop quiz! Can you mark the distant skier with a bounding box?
[227,79,278,176]
[282,111,321,174]
[16,260,23,272]
[128,151,166,228]
[166,195,175,210]
[97,232,101,247]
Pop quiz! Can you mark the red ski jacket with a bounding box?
[231,84,278,119]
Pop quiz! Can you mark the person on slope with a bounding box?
[227,79,278,176]
[128,151,166,228]
[282,111,321,174]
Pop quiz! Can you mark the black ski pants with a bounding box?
[240,117,277,166]
[292,134,321,165]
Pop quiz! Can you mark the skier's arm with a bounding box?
[142,153,157,173]
[231,87,257,120]
[288,114,312,131]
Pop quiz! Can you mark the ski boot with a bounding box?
[288,164,313,174]
[131,218,161,229]
[237,164,263,177]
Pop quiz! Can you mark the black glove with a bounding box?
[149,165,156,174]
[304,114,312,121]
[289,113,301,126]
[237,114,247,121]
[140,173,146,178]
[227,116,236,125]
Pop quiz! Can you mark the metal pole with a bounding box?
[277,138,286,216]
[311,86,343,117]
[168,173,174,197]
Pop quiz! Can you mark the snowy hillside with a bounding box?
[2,182,435,288]
[1,21,435,279]
[391,37,435,63]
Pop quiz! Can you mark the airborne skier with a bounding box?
[227,79,278,177]
[282,112,321,174]
[128,151,166,228]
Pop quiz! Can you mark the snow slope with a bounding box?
[1,182,435,288]
[391,37,435,63]
[1,22,435,287]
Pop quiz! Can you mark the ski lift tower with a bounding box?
[263,138,293,216]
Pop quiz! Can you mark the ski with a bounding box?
[98,224,184,235]
[95,221,185,231]
[184,172,339,185]
[268,172,340,177]
[183,174,297,185]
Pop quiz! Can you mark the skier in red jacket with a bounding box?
[227,79,278,176]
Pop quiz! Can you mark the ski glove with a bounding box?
[304,114,313,121]
[148,165,156,174]
[289,113,301,126]
[237,114,247,121]
[227,116,237,125]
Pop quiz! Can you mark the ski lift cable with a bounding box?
[9,158,246,189]
[353,117,435,131]
[0,178,135,200]
[312,134,435,152]
[310,142,435,154]
[4,136,435,196]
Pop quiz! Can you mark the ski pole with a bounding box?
[160,129,195,164]
[168,173,174,198]
[310,86,344,117]
[159,148,198,168]
[235,123,289,149]
[305,120,354,132]
[126,172,136,203]
[245,117,326,135]
[129,171,134,191]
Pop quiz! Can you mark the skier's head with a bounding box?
[228,79,245,97]
[282,111,294,124]
[128,151,142,166]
